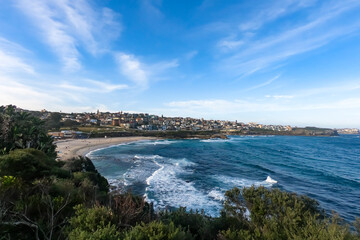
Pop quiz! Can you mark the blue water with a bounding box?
[87,135,360,222]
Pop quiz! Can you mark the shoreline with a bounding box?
[55,136,158,161]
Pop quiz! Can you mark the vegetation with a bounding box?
[0,105,56,157]
[0,110,359,239]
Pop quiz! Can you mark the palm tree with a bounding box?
[0,107,56,157]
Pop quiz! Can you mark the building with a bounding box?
[112,118,120,126]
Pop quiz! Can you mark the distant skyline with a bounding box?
[1,0,360,128]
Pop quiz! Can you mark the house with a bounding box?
[112,118,120,126]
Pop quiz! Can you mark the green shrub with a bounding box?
[219,186,357,240]
[160,207,215,239]
[68,205,120,240]
[124,221,194,240]
[0,149,64,181]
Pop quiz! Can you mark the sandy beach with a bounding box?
[55,137,157,160]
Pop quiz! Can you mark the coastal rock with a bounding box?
[210,134,228,139]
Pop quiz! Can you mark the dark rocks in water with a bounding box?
[210,134,228,139]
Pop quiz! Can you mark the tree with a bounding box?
[44,112,62,131]
[0,106,56,157]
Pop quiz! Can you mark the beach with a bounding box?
[55,136,157,160]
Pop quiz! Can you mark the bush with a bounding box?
[111,193,154,228]
[0,148,66,181]
[219,186,357,240]
[68,205,120,240]
[160,207,215,239]
[124,221,194,240]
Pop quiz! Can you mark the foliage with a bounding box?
[124,221,194,240]
[0,105,56,157]
[63,156,109,202]
[0,175,18,188]
[0,150,110,239]
[160,207,218,240]
[63,119,80,128]
[67,205,120,240]
[218,186,359,240]
[44,112,62,131]
[0,149,68,181]
[111,192,155,229]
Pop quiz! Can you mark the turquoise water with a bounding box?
[87,135,360,221]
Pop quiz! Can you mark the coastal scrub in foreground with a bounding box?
[0,110,359,239]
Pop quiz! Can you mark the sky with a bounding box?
[1,0,360,128]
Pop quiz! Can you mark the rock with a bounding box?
[210,134,228,139]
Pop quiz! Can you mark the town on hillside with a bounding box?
[3,105,358,139]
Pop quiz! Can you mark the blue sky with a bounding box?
[1,0,360,128]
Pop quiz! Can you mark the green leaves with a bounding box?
[219,186,358,240]
[68,205,120,240]
[124,221,193,240]
[0,107,56,157]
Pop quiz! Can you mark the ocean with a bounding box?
[87,135,360,222]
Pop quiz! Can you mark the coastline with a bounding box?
[55,136,158,161]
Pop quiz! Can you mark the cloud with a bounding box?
[245,75,280,91]
[157,96,360,127]
[16,0,121,72]
[0,75,61,110]
[164,96,360,116]
[165,99,285,114]
[265,95,294,99]
[141,0,164,19]
[59,79,128,93]
[17,0,80,72]
[162,79,360,120]
[0,74,126,112]
[184,50,198,60]
[116,53,148,87]
[0,50,35,75]
[217,39,243,50]
[218,0,360,77]
[115,52,178,88]
[238,1,315,31]
[0,37,35,74]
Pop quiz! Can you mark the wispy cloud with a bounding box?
[218,0,360,77]
[238,0,315,31]
[157,95,360,127]
[17,0,80,72]
[0,37,35,74]
[184,50,198,60]
[115,52,178,89]
[59,79,128,93]
[0,50,35,75]
[141,0,164,20]
[162,79,360,119]
[16,0,121,72]
[164,96,360,116]
[265,95,294,99]
[0,75,61,110]
[217,39,243,50]
[116,53,148,87]
[245,75,280,91]
[0,74,124,112]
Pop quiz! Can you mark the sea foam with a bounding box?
[265,176,278,184]
[144,157,221,216]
